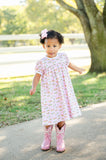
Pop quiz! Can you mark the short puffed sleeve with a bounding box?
[62,53,70,66]
[35,60,44,75]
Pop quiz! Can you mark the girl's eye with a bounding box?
[47,45,50,47]
[54,45,56,47]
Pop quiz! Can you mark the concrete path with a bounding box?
[0,102,106,160]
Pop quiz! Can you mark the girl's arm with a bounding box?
[30,73,41,95]
[68,62,85,74]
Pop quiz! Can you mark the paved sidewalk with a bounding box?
[0,102,106,160]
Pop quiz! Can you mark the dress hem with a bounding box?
[42,113,82,126]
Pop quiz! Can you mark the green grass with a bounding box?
[0,72,106,128]
[71,72,106,107]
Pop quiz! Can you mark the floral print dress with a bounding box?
[35,52,81,126]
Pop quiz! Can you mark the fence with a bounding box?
[0,33,88,53]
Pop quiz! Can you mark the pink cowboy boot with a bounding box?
[55,123,66,152]
[41,125,53,151]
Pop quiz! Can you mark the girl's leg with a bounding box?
[45,125,52,129]
[41,125,53,151]
[57,121,65,129]
[55,121,66,152]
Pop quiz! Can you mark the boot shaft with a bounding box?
[44,125,53,140]
[41,125,53,151]
[55,123,66,138]
[55,123,66,152]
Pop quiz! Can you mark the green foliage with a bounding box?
[0,0,105,36]
[26,0,82,33]
[0,1,83,46]
[95,0,105,12]
[0,7,28,35]
[0,7,30,46]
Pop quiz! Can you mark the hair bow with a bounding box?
[41,29,48,39]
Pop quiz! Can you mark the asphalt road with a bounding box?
[0,49,91,78]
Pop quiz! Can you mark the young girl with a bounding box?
[30,29,85,153]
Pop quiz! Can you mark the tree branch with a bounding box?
[56,0,79,17]
[75,0,90,28]
[82,0,99,30]
[75,0,89,22]
[78,12,91,43]
[56,0,91,42]
[83,0,98,17]
[103,0,106,27]
[75,0,85,11]
[74,0,91,42]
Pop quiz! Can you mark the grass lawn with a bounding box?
[0,72,106,128]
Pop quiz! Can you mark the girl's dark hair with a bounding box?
[40,30,64,44]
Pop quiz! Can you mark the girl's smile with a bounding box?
[43,38,61,58]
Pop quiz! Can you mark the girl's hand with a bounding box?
[29,88,36,95]
[79,68,85,74]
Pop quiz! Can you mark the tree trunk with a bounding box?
[79,12,106,73]
[88,32,106,72]
[56,0,106,73]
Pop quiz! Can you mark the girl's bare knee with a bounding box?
[45,125,51,129]
[57,121,65,128]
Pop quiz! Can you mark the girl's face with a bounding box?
[43,38,61,58]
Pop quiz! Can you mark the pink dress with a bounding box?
[35,52,81,126]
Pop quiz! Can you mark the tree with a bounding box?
[0,7,29,46]
[2,8,28,35]
[56,0,106,73]
[26,0,82,33]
